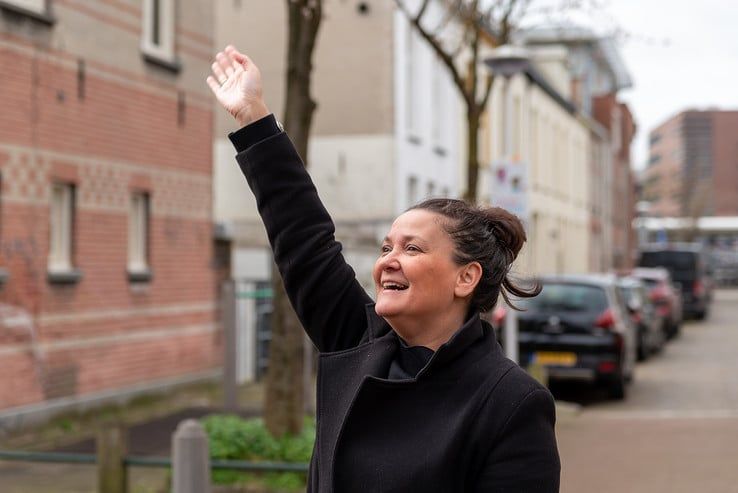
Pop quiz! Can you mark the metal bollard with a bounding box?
[172,419,211,493]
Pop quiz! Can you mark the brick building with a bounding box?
[0,0,219,424]
[593,95,637,269]
[642,109,738,218]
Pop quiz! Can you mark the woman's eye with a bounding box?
[381,245,392,254]
[407,245,421,252]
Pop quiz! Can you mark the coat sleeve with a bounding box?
[235,128,373,353]
[473,388,561,493]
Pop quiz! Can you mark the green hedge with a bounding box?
[201,415,315,492]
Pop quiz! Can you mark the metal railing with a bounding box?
[0,419,308,493]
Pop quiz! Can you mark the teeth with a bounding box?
[382,282,407,290]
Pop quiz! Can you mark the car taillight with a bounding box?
[595,308,615,329]
[650,284,668,301]
[693,280,705,297]
[492,306,507,327]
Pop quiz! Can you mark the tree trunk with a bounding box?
[465,106,481,203]
[263,0,322,438]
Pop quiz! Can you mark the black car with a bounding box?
[638,244,713,319]
[515,274,637,400]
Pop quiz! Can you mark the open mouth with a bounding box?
[382,281,409,291]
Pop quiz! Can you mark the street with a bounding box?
[556,289,738,493]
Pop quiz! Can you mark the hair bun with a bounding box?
[482,207,526,259]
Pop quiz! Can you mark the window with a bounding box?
[431,56,442,147]
[128,192,151,280]
[48,182,77,277]
[405,24,419,140]
[0,0,53,21]
[0,171,6,285]
[407,176,418,208]
[141,0,177,67]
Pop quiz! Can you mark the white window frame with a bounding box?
[0,0,48,16]
[407,175,418,208]
[128,192,150,274]
[405,24,419,138]
[48,182,74,274]
[141,0,176,65]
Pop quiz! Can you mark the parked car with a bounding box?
[616,276,666,360]
[631,267,683,339]
[512,274,637,400]
[638,244,713,320]
[710,250,738,287]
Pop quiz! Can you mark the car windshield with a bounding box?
[520,283,608,313]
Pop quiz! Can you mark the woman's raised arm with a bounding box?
[207,46,373,352]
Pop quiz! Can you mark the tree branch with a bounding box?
[395,0,471,106]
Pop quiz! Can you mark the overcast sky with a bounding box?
[600,0,738,170]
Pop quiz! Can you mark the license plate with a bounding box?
[533,351,577,366]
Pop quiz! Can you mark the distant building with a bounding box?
[641,109,738,217]
[0,0,218,426]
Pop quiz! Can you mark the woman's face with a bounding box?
[373,209,467,326]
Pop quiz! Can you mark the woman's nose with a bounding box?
[378,250,401,270]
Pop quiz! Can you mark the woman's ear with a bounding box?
[455,262,482,299]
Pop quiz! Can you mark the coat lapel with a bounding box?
[316,315,396,492]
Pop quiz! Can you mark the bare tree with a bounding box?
[264,0,323,437]
[395,0,609,202]
[395,0,526,202]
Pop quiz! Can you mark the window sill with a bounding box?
[48,269,83,285]
[0,267,9,286]
[142,51,181,74]
[128,268,153,283]
[0,1,55,24]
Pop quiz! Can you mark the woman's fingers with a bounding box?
[225,45,248,64]
[205,75,221,94]
[211,61,227,85]
[216,52,235,78]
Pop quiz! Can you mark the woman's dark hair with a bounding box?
[409,198,541,312]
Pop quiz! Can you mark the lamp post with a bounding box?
[484,45,530,364]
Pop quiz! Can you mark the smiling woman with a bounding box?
[208,45,561,493]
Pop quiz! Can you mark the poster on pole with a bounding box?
[490,160,529,222]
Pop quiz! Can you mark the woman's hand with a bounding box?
[206,45,270,127]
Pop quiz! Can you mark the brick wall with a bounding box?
[0,1,219,410]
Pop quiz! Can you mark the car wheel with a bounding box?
[608,372,627,400]
[696,309,708,320]
[637,331,648,361]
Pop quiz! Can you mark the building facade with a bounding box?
[482,63,591,276]
[642,109,738,218]
[0,0,218,423]
[518,27,635,271]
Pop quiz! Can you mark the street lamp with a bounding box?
[484,44,531,77]
[484,45,531,364]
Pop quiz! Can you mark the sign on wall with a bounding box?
[490,160,529,222]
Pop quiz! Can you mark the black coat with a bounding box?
[232,117,560,493]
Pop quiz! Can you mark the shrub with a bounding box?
[201,414,315,492]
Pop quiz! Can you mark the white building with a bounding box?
[482,53,591,276]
